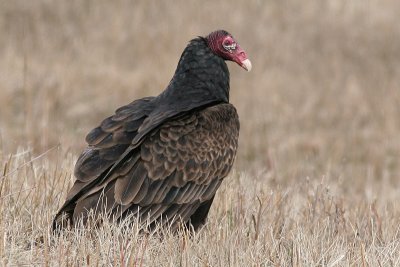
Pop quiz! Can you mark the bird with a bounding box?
[52,30,251,232]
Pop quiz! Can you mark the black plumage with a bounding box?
[53,30,250,232]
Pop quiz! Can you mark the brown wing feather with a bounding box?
[53,103,239,231]
[73,97,154,184]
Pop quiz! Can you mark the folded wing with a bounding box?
[53,103,239,231]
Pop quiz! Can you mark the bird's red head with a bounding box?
[206,30,252,71]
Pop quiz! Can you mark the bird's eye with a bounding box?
[222,41,237,53]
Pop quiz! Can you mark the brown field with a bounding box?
[1,0,400,266]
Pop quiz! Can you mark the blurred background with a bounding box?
[0,0,399,193]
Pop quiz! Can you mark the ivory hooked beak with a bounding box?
[241,59,252,72]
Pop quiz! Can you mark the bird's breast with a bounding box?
[141,103,239,185]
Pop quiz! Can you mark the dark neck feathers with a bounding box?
[158,37,230,106]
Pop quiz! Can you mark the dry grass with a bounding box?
[1,0,400,266]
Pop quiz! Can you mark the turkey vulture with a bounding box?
[53,30,251,232]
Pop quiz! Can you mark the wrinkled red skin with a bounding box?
[206,30,249,70]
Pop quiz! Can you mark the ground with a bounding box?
[0,0,400,266]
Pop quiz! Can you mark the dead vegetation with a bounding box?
[0,0,400,266]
